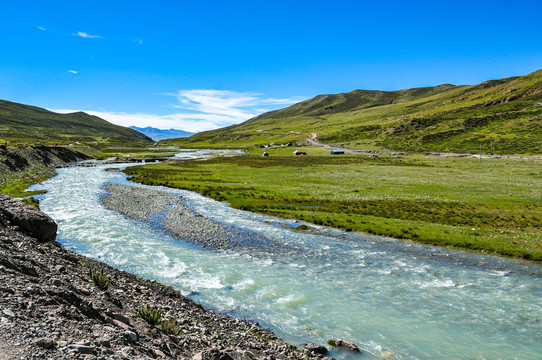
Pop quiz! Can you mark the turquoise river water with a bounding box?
[32,151,541,359]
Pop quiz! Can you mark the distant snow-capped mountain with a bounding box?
[129,126,195,141]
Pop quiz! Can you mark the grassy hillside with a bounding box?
[168,69,542,154]
[0,99,153,147]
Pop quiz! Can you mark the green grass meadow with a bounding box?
[124,151,542,263]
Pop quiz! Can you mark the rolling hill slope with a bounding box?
[169,69,542,154]
[0,100,152,146]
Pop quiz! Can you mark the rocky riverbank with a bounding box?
[0,194,330,359]
[0,146,91,194]
[0,146,91,176]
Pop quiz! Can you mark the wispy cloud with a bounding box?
[134,38,144,45]
[37,26,46,31]
[51,90,304,133]
[67,70,77,74]
[51,109,223,133]
[173,90,303,123]
[74,31,103,39]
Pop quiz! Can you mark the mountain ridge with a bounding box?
[129,126,194,141]
[167,69,542,154]
[0,99,153,146]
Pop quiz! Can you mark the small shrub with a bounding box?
[88,265,109,291]
[137,304,162,325]
[327,339,336,347]
[161,318,181,335]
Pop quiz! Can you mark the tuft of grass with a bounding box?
[87,265,109,291]
[137,304,162,325]
[161,318,181,335]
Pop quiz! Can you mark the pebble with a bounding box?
[124,330,138,341]
[121,346,134,356]
[34,337,55,349]
[96,337,111,347]
[68,344,95,354]
[102,348,114,355]
[2,309,16,318]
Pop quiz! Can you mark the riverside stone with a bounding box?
[124,330,138,341]
[35,337,55,349]
[2,309,16,318]
[304,343,328,355]
[335,338,360,352]
[0,194,57,243]
[68,344,95,354]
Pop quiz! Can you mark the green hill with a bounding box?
[169,69,542,154]
[0,99,153,147]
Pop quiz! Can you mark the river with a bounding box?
[31,151,542,359]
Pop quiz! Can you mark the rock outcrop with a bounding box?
[0,194,57,242]
[0,146,91,189]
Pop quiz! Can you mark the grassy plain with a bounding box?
[124,151,542,263]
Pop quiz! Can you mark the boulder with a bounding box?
[335,338,361,352]
[304,343,328,355]
[0,194,57,243]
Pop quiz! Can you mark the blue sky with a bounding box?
[1,0,541,132]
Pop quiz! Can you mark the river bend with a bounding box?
[32,153,542,359]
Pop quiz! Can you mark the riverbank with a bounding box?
[101,182,542,278]
[123,155,542,263]
[0,194,327,360]
[0,146,92,206]
[29,161,542,359]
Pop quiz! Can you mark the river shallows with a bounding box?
[33,154,542,359]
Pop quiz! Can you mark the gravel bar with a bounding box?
[101,183,293,255]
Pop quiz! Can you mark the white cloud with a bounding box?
[37,26,46,31]
[67,70,77,74]
[173,90,303,122]
[51,109,230,133]
[51,90,304,133]
[134,38,144,45]
[74,31,103,39]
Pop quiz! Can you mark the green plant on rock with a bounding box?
[88,265,109,291]
[137,304,162,325]
[161,318,181,335]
